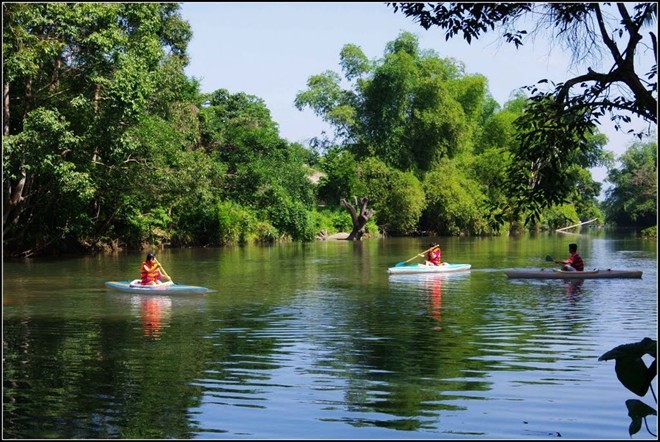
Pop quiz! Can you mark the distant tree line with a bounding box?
[3,3,656,258]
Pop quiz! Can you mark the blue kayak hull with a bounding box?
[387,263,471,275]
[105,280,209,294]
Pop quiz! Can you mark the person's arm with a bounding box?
[154,258,172,281]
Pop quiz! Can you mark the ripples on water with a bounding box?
[186,270,656,438]
[3,237,658,439]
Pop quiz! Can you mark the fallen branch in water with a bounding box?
[556,218,598,232]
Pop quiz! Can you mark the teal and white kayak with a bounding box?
[105,279,210,294]
[387,263,471,275]
[505,268,643,279]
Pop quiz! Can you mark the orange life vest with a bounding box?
[428,247,441,265]
[141,261,160,284]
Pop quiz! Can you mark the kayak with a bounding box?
[505,268,643,279]
[387,263,471,275]
[105,279,210,294]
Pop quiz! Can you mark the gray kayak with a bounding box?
[505,268,643,279]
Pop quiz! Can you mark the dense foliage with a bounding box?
[296,32,611,235]
[3,3,202,256]
[603,136,658,228]
[3,4,655,258]
[2,3,325,257]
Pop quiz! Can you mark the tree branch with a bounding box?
[593,4,623,63]
[556,69,612,104]
[340,197,358,223]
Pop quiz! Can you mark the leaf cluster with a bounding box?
[599,338,657,437]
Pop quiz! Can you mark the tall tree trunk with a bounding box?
[92,83,101,163]
[3,79,30,231]
[3,162,26,229]
[3,81,9,136]
[49,56,62,92]
[340,196,374,240]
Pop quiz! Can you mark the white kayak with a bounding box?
[105,279,210,294]
[505,268,643,279]
[387,263,471,275]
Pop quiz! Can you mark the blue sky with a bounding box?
[179,2,654,188]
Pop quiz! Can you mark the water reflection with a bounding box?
[388,272,470,331]
[564,279,584,302]
[2,236,657,439]
[131,295,172,340]
[428,277,443,328]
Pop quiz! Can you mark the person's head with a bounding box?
[569,243,578,253]
[145,252,156,262]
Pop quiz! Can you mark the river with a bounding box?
[3,232,657,439]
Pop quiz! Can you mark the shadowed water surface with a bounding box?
[3,233,657,439]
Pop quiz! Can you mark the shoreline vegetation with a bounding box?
[6,225,656,264]
[3,4,656,260]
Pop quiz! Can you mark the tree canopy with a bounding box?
[297,32,612,235]
[2,3,321,257]
[3,3,195,255]
[295,31,487,175]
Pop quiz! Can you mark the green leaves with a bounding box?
[603,136,657,229]
[297,32,482,173]
[500,94,600,225]
[3,3,197,256]
[421,157,487,235]
[339,44,371,81]
[599,337,657,361]
[389,2,656,231]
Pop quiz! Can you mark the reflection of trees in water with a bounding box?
[315,271,600,431]
[287,273,489,430]
[2,294,210,439]
[194,304,291,403]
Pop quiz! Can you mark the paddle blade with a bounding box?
[395,261,407,267]
[545,255,554,262]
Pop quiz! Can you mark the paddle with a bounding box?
[545,255,554,262]
[154,257,173,283]
[395,245,438,267]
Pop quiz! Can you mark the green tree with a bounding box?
[388,3,656,127]
[296,32,487,174]
[316,148,360,204]
[470,92,609,232]
[198,88,317,242]
[296,32,504,237]
[421,157,489,235]
[603,136,657,228]
[352,157,426,235]
[119,113,224,248]
[3,2,194,256]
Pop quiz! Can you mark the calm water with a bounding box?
[3,233,658,439]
